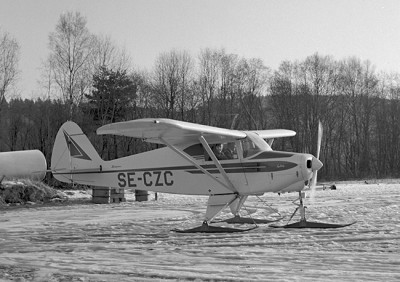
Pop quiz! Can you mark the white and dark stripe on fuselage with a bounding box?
[54,147,308,196]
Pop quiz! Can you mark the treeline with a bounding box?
[1,52,400,181]
[270,55,400,180]
[1,12,400,181]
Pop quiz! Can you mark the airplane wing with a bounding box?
[97,118,247,146]
[251,129,296,139]
[97,119,296,194]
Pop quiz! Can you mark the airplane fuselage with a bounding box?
[56,146,314,196]
[52,120,321,196]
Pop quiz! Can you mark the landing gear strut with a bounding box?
[271,192,356,229]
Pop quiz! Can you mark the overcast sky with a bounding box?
[1,0,400,99]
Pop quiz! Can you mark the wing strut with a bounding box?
[160,137,236,192]
[199,136,237,192]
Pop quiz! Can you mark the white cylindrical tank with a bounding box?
[0,150,47,181]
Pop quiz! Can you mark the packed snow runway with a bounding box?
[0,182,399,281]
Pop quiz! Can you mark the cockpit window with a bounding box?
[242,138,262,158]
[241,132,271,158]
[207,142,238,161]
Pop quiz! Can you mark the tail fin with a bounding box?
[51,121,103,184]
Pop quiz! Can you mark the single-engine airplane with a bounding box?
[51,118,353,232]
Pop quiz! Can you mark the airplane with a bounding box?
[51,118,354,232]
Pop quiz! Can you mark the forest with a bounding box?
[1,12,400,182]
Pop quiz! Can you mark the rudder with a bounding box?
[51,121,103,184]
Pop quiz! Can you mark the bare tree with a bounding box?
[198,48,222,124]
[47,11,94,118]
[218,52,239,128]
[373,72,400,177]
[176,51,194,121]
[337,58,379,177]
[236,58,269,130]
[152,50,193,119]
[0,30,20,102]
[90,34,132,74]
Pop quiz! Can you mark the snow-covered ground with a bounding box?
[0,181,399,281]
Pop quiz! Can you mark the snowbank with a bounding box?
[0,179,66,206]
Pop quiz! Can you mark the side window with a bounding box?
[206,142,238,161]
[221,142,238,160]
[184,144,204,160]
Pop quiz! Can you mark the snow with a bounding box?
[0,182,399,281]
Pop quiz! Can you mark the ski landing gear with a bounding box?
[173,194,258,233]
[174,220,257,233]
[271,192,356,229]
[217,195,282,225]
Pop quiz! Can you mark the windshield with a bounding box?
[241,132,271,158]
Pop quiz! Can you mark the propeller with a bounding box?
[309,121,323,204]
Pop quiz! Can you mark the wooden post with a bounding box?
[135,190,149,202]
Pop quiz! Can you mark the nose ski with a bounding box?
[270,192,357,229]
